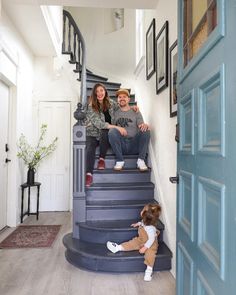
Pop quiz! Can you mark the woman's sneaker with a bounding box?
[85,173,93,187]
[114,161,125,171]
[97,158,105,170]
[137,158,148,171]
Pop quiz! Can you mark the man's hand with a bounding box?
[116,126,128,136]
[139,246,148,254]
[138,123,150,132]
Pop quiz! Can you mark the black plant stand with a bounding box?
[20,182,41,223]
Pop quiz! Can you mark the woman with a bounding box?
[85,83,126,187]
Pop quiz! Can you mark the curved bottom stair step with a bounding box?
[63,233,172,273]
[78,219,164,244]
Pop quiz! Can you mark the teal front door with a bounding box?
[177,0,235,294]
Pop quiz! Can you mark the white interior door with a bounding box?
[0,81,9,230]
[38,101,71,211]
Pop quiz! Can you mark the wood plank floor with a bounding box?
[0,212,175,295]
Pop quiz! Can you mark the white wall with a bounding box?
[65,7,136,88]
[134,0,178,277]
[0,8,35,226]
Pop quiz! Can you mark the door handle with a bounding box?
[169,176,179,184]
[5,158,11,163]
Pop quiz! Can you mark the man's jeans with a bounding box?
[108,129,150,161]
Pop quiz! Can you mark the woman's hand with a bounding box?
[131,105,139,113]
[139,246,148,254]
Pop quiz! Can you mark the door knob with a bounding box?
[169,176,179,184]
[5,158,11,163]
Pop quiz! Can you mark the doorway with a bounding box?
[38,101,71,211]
[0,80,10,230]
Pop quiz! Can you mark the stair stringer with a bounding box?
[148,141,176,277]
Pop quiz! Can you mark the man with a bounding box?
[108,89,150,171]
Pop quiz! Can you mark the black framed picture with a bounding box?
[169,40,178,117]
[156,21,168,94]
[146,19,156,80]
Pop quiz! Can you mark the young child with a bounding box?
[106,203,161,281]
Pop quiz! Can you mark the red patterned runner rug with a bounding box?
[0,225,61,249]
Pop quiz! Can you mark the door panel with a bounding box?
[38,102,71,211]
[177,0,235,294]
[0,81,9,230]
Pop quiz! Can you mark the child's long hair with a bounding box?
[141,203,161,226]
[89,83,111,113]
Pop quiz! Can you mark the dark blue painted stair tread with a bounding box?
[86,199,155,208]
[86,79,121,87]
[86,182,155,190]
[86,72,108,81]
[93,168,151,173]
[79,219,164,231]
[87,86,131,92]
[96,154,140,159]
[64,233,172,260]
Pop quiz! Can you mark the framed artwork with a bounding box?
[156,21,168,94]
[146,19,156,80]
[169,40,178,117]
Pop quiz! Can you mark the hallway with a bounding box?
[0,212,175,295]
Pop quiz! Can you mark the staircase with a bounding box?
[62,10,172,273]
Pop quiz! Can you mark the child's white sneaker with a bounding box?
[144,267,153,281]
[107,241,120,253]
[114,161,125,171]
[137,158,148,171]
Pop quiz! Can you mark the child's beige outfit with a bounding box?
[121,221,159,267]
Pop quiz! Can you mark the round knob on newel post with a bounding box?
[74,102,86,125]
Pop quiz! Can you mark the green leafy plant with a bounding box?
[17,124,58,169]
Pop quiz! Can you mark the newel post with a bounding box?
[72,102,86,239]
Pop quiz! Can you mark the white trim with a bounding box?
[149,141,176,277]
[40,5,62,57]
[134,55,145,78]
[0,38,18,227]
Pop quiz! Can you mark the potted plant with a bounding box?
[17,124,58,184]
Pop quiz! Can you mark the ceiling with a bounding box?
[2,0,158,56]
[2,1,57,56]
[2,0,158,9]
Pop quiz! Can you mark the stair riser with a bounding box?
[95,158,138,169]
[87,95,135,103]
[93,172,151,184]
[87,81,121,89]
[86,189,154,201]
[87,89,129,97]
[86,207,142,221]
[86,73,108,82]
[79,227,163,244]
[65,249,171,272]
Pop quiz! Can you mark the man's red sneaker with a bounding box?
[86,173,93,187]
[97,158,105,170]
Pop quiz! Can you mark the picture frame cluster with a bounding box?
[146,19,178,118]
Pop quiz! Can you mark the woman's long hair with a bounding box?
[89,83,111,113]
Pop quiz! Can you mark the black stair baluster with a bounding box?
[68,22,71,53]
[62,14,66,52]
[78,39,81,80]
[72,28,76,63]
